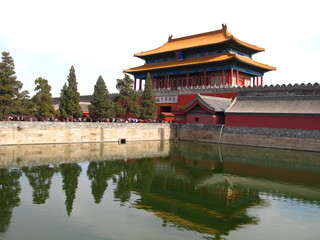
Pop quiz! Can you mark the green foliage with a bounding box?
[0,51,23,116]
[114,104,124,118]
[116,74,141,118]
[59,83,69,118]
[59,163,82,216]
[0,168,22,232]
[89,75,115,119]
[22,165,56,204]
[18,90,35,115]
[140,73,157,120]
[32,77,55,117]
[59,66,82,119]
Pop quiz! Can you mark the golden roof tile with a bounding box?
[134,24,264,57]
[124,52,276,73]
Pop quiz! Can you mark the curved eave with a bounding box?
[125,53,233,73]
[124,53,276,74]
[235,55,276,71]
[134,38,231,58]
[134,29,264,58]
[232,36,265,52]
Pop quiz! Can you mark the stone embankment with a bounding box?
[178,124,320,152]
[0,122,177,145]
[0,140,170,169]
[1,122,320,152]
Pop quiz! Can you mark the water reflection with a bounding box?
[0,168,21,233]
[22,165,58,204]
[0,141,320,239]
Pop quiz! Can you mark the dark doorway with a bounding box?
[160,106,171,112]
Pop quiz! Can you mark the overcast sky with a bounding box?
[1,0,319,97]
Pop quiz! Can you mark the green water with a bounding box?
[1,141,320,240]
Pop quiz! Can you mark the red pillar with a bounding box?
[222,70,225,85]
[230,68,234,86]
[134,78,137,90]
[261,76,263,86]
[139,79,142,91]
[236,70,239,86]
[170,76,174,89]
[203,71,207,86]
[186,73,190,88]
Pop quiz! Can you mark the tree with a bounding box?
[59,83,69,119]
[32,77,55,117]
[18,90,35,116]
[59,66,82,120]
[140,73,157,120]
[116,74,140,119]
[89,75,114,119]
[0,51,23,117]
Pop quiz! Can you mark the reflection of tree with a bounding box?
[87,161,122,203]
[0,168,22,233]
[22,165,57,204]
[111,159,156,204]
[60,163,82,216]
[135,159,156,204]
[113,162,136,203]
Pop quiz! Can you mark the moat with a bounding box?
[1,141,320,240]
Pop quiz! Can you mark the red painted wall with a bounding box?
[226,114,320,130]
[185,115,225,124]
[186,115,214,124]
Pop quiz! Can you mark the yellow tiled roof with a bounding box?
[124,52,276,73]
[235,55,276,71]
[134,24,264,57]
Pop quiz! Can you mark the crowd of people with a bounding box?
[1,115,163,123]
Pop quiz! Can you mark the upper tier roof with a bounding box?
[134,24,265,58]
[124,52,276,73]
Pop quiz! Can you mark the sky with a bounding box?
[1,0,320,97]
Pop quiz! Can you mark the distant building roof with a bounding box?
[178,94,232,114]
[226,87,320,115]
[226,98,320,115]
[135,24,264,57]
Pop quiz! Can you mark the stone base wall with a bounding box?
[178,124,320,152]
[0,122,177,145]
[0,140,170,168]
[1,122,320,152]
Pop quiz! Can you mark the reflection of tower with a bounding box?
[223,176,235,205]
[132,158,261,238]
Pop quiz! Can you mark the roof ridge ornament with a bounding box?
[222,23,228,33]
[222,23,227,30]
[168,35,173,42]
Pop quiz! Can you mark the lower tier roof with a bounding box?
[124,53,276,76]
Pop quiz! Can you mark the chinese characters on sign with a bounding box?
[156,95,178,104]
